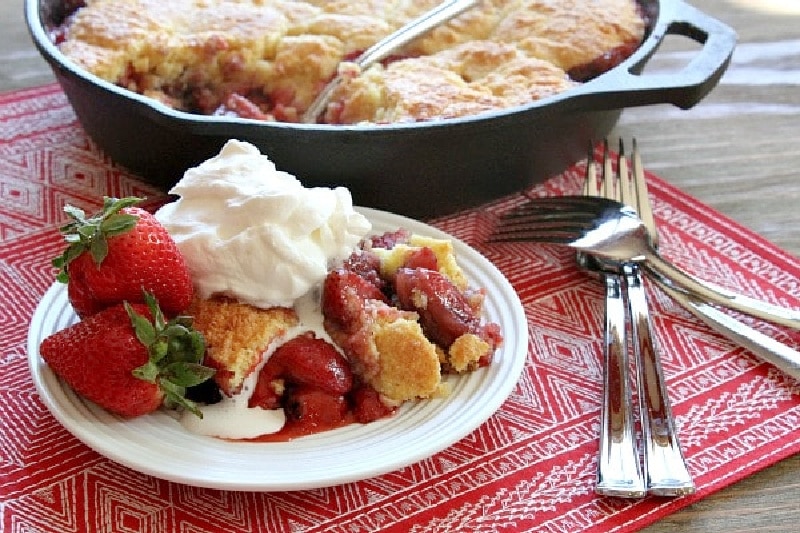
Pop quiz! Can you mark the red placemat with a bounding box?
[2,84,799,532]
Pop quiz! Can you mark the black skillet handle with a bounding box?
[567,0,738,111]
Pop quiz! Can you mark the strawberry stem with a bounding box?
[53,196,144,283]
[126,291,215,418]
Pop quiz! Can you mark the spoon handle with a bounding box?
[653,274,800,381]
[644,254,800,330]
[302,0,479,123]
[596,273,646,498]
[355,0,478,69]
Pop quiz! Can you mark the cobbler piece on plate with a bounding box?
[187,297,298,396]
[186,229,503,438]
[323,230,503,404]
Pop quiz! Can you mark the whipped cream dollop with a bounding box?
[155,140,371,308]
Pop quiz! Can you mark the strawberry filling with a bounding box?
[245,333,394,441]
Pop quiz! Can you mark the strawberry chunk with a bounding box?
[402,246,439,271]
[284,385,349,428]
[271,333,352,394]
[322,269,387,333]
[249,333,353,410]
[366,228,410,250]
[394,267,480,348]
[342,250,385,291]
[351,383,396,423]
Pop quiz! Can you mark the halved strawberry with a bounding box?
[39,291,215,418]
[53,196,193,318]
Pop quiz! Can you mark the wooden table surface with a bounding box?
[2,1,798,531]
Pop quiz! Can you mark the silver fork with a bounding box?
[602,139,695,496]
[579,149,645,498]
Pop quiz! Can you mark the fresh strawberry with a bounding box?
[53,196,193,318]
[39,291,215,418]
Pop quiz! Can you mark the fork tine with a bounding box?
[631,140,659,249]
[489,218,593,242]
[490,211,596,242]
[493,197,586,216]
[501,196,599,214]
[585,144,601,197]
[499,212,598,225]
[602,139,624,203]
[493,217,591,231]
[499,204,599,223]
[494,199,600,227]
[617,139,636,210]
[497,219,594,232]
[488,230,585,244]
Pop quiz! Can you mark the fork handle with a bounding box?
[596,274,646,498]
[623,264,695,496]
[653,274,800,381]
[643,254,800,330]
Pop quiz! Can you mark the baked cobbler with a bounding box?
[322,230,502,403]
[52,0,646,124]
[185,228,502,439]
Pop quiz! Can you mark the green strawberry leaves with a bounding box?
[126,291,215,418]
[53,196,143,283]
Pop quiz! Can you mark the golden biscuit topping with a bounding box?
[57,1,645,122]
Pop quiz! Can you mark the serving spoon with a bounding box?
[301,0,479,124]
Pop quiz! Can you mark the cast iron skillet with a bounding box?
[26,0,736,218]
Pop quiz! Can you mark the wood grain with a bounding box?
[2,1,798,531]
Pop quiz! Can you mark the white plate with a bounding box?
[27,207,528,491]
